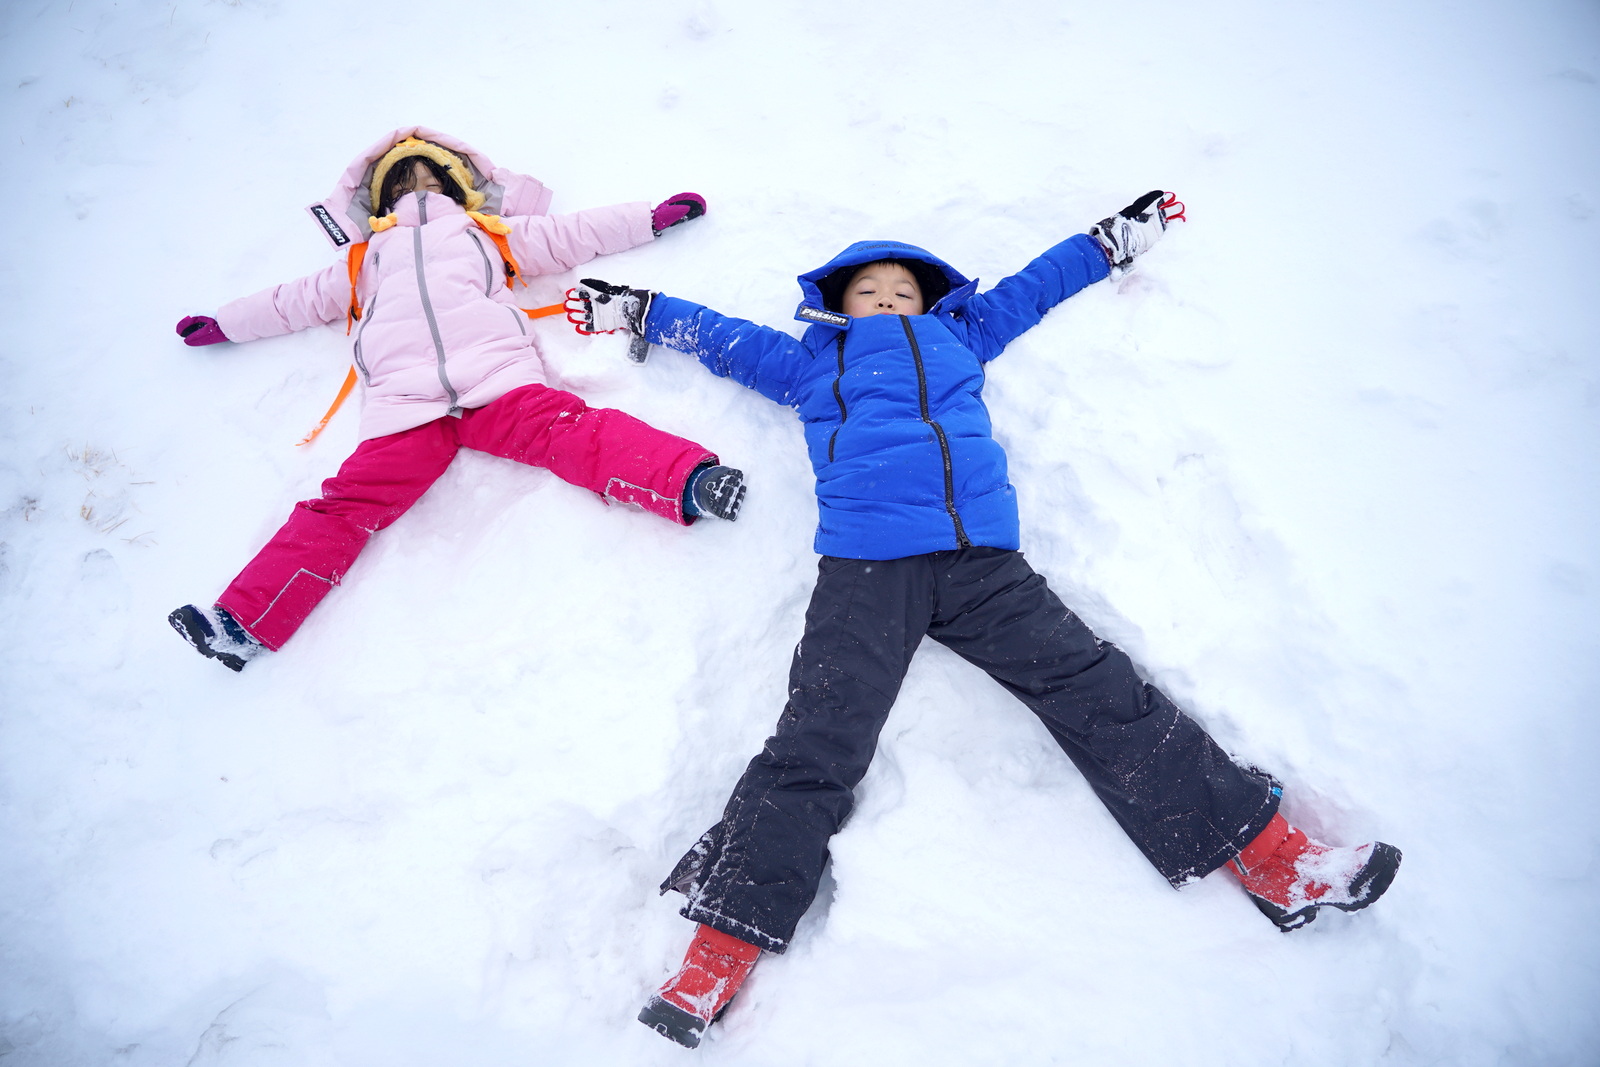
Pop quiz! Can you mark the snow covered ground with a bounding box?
[2,0,1597,1063]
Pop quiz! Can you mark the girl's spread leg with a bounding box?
[456,383,714,525]
[217,420,459,649]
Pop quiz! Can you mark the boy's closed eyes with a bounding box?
[841,261,925,317]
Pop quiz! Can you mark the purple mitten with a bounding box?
[176,315,229,346]
[651,192,707,236]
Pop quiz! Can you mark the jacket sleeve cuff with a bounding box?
[643,293,700,345]
[1066,232,1113,284]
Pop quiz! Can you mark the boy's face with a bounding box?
[841,262,925,318]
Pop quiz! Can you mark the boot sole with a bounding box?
[168,606,248,672]
[718,482,747,521]
[638,996,706,1049]
[1249,841,1403,932]
[695,469,746,521]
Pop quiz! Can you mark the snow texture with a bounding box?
[2,1,1597,1064]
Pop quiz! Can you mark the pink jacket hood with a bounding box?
[305,125,554,250]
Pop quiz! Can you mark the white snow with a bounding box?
[2,0,1597,1064]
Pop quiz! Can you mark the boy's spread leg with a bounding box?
[656,548,1347,957]
[662,555,937,953]
[456,383,714,526]
[923,549,1281,886]
[212,420,460,651]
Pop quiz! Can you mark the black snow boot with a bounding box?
[168,604,266,672]
[687,464,747,522]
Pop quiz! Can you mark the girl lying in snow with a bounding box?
[168,127,745,671]
[565,192,1403,1049]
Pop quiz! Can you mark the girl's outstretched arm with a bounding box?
[507,202,656,278]
[213,261,348,343]
[507,192,705,279]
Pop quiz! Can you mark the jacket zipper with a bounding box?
[900,315,970,548]
[467,230,494,295]
[827,333,847,462]
[412,193,461,415]
[352,290,379,385]
[473,231,525,333]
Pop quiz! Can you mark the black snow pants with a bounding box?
[662,548,1280,953]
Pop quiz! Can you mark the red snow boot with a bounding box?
[638,924,761,1048]
[1227,813,1402,931]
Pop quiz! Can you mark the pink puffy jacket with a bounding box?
[215,128,655,440]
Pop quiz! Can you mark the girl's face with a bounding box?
[841,262,925,318]
[392,159,444,199]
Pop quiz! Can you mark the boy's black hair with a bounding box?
[377,155,468,215]
[819,258,952,313]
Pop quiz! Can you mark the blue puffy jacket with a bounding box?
[644,234,1110,559]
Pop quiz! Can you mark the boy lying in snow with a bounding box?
[566,192,1402,1049]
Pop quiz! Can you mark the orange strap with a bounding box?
[348,219,542,322]
[296,366,359,447]
[480,227,527,290]
[299,301,565,446]
[318,217,561,444]
[344,241,369,335]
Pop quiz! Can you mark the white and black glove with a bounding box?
[1090,191,1185,269]
[565,278,654,336]
[565,279,656,362]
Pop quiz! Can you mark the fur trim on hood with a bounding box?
[304,126,554,251]
[368,136,488,215]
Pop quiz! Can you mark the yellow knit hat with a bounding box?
[369,136,487,214]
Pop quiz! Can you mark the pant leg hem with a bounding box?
[214,594,279,651]
[1164,782,1283,888]
[665,452,717,526]
[678,903,787,955]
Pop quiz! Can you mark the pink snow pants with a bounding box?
[217,383,715,650]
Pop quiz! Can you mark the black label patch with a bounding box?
[796,306,850,327]
[309,204,351,247]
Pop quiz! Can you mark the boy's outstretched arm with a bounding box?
[959,235,1110,361]
[960,191,1182,361]
[565,281,808,407]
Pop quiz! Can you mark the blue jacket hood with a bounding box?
[793,240,978,330]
